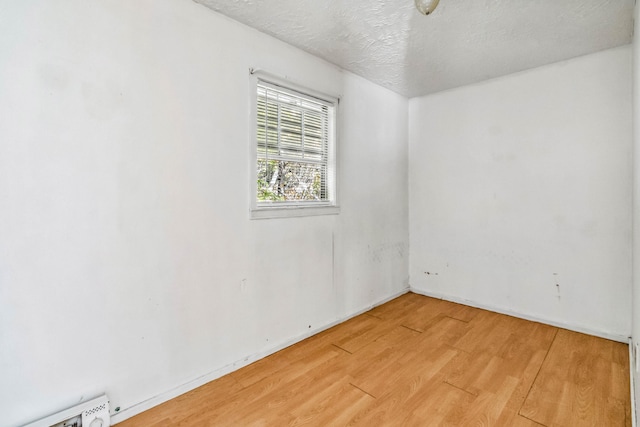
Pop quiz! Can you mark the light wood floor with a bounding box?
[118,292,631,426]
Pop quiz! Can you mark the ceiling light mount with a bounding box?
[415,0,440,15]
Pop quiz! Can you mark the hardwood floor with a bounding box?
[117,293,631,426]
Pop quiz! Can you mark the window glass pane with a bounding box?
[257,160,326,202]
[256,80,333,205]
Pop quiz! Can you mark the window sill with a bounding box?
[250,205,340,220]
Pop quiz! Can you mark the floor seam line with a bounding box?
[444,315,470,323]
[400,324,423,333]
[518,328,559,417]
[442,380,477,396]
[518,412,549,426]
[365,313,383,320]
[349,383,376,399]
[332,344,352,354]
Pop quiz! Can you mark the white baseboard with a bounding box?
[629,338,637,427]
[409,287,629,343]
[111,287,409,425]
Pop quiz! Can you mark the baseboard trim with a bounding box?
[111,287,409,425]
[631,338,637,427]
[409,287,629,343]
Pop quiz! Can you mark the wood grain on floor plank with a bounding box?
[117,292,630,427]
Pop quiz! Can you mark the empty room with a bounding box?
[2,0,639,426]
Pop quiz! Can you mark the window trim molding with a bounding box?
[248,69,340,220]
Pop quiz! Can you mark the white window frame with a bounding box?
[249,69,339,219]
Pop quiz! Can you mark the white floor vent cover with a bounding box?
[24,395,110,427]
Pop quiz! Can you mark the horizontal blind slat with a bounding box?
[256,80,333,203]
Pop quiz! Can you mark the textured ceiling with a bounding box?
[194,0,634,97]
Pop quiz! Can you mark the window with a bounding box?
[250,73,338,219]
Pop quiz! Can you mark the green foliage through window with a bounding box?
[257,160,325,201]
[256,80,332,204]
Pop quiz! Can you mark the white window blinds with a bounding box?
[256,80,335,204]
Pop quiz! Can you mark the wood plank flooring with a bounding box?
[117,292,630,426]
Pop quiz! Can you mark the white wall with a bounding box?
[632,0,640,419]
[0,1,409,426]
[409,46,633,340]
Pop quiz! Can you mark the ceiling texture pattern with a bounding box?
[194,0,634,97]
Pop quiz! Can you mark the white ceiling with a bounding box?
[194,0,634,98]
